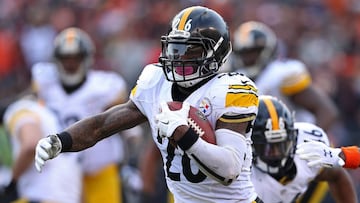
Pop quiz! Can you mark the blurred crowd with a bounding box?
[1,0,360,201]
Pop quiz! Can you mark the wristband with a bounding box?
[177,127,199,151]
[341,146,360,169]
[58,131,73,152]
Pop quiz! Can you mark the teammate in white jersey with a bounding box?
[2,96,82,203]
[230,21,338,131]
[250,95,357,203]
[31,27,127,203]
[230,21,339,201]
[34,6,263,203]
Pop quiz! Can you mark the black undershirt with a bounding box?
[61,77,87,94]
[171,75,216,102]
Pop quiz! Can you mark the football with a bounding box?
[167,101,216,145]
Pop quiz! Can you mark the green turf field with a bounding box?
[0,126,12,167]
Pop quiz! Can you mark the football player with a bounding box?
[297,140,360,169]
[2,95,82,203]
[34,6,263,203]
[250,95,357,203]
[231,21,339,201]
[231,21,338,131]
[31,27,127,203]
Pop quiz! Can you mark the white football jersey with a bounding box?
[32,62,127,173]
[238,59,315,124]
[4,99,82,203]
[130,64,259,203]
[251,122,330,203]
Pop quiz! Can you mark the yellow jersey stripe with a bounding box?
[263,97,279,130]
[131,85,138,97]
[225,93,258,108]
[7,110,40,135]
[306,181,329,203]
[178,7,195,30]
[229,84,257,92]
[219,115,256,123]
[281,73,311,95]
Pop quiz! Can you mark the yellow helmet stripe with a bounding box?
[178,7,195,30]
[263,97,279,130]
[65,28,77,44]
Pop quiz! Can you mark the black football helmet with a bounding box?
[251,95,298,176]
[53,27,95,87]
[159,6,232,88]
[232,21,277,79]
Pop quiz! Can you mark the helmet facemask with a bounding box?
[251,95,298,177]
[53,28,94,87]
[160,33,221,88]
[159,6,231,88]
[55,54,92,87]
[232,21,277,79]
[252,122,298,176]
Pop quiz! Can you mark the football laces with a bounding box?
[187,118,205,137]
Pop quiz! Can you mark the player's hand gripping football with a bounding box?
[155,101,190,138]
[296,140,345,168]
[35,134,62,172]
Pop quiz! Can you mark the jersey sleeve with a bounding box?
[97,71,128,105]
[279,60,312,96]
[295,122,330,146]
[210,73,259,123]
[31,62,59,95]
[3,101,40,137]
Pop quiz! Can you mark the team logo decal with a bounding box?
[199,97,212,116]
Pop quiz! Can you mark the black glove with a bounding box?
[0,180,18,203]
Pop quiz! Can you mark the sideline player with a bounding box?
[1,95,82,203]
[34,6,263,203]
[250,95,357,203]
[31,27,127,203]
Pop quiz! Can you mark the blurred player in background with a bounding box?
[31,27,128,203]
[1,95,82,203]
[230,21,339,202]
[34,6,264,203]
[250,95,357,203]
[231,21,338,130]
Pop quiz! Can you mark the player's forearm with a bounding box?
[327,171,358,203]
[184,129,249,185]
[62,102,147,152]
[12,149,35,181]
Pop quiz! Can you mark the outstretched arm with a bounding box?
[35,100,147,171]
[297,140,360,169]
[66,100,147,151]
[315,167,358,203]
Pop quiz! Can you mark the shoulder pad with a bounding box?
[31,62,58,83]
[136,64,164,89]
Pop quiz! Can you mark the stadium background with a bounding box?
[1,0,360,202]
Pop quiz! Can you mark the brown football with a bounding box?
[167,101,216,145]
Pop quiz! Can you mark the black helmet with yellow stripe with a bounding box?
[252,95,298,178]
[159,6,231,88]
